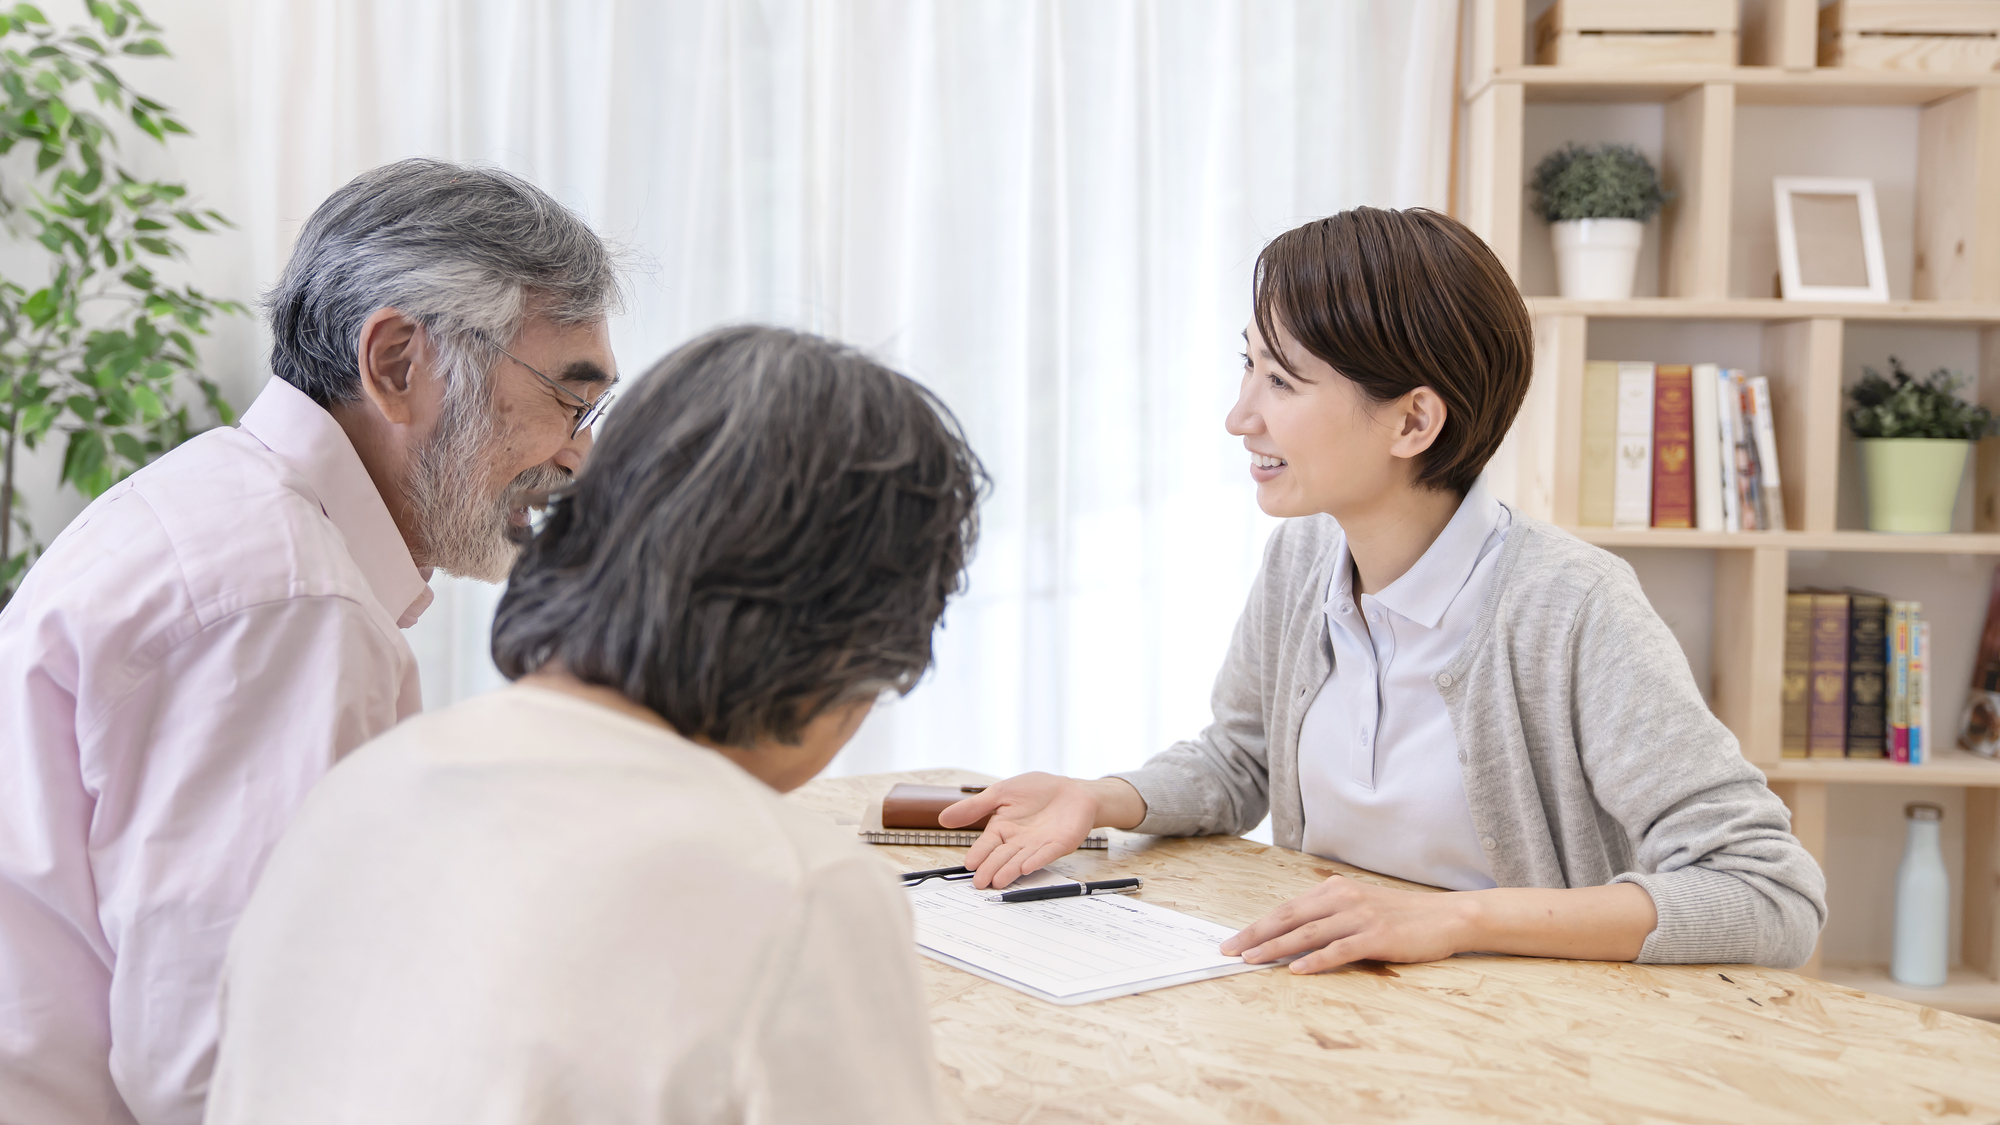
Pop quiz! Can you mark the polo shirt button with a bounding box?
[1436,672,1453,688]
[1480,836,1497,850]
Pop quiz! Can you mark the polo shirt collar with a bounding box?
[1369,475,1502,631]
[238,377,435,629]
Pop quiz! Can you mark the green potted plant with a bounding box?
[1,0,243,606]
[1529,142,1669,301]
[1846,357,1993,534]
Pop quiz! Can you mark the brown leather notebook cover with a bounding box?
[881,783,991,830]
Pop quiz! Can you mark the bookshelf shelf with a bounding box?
[1568,528,2000,555]
[1469,66,2000,107]
[1462,0,2000,999]
[1525,298,2000,325]
[1760,750,2000,788]
[1820,964,2000,1020]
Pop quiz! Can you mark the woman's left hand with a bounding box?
[1220,875,1474,974]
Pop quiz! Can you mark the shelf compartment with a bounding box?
[1819,964,2000,1020]
[1569,527,2000,553]
[1760,749,2000,787]
[1526,297,2000,323]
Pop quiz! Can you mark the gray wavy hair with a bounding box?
[263,158,623,407]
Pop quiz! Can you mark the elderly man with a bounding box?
[0,158,622,1125]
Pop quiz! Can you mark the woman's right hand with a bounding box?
[938,773,1147,889]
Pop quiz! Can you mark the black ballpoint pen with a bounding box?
[991,877,1141,903]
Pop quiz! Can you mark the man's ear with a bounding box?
[355,307,425,426]
[1388,386,1449,461]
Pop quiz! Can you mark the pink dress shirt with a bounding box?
[0,378,432,1125]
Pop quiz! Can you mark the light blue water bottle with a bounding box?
[1891,802,1948,988]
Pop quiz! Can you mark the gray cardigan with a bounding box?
[1110,512,1826,968]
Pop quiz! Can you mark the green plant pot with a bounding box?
[1860,438,1971,534]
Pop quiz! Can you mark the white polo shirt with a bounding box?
[1298,477,1510,891]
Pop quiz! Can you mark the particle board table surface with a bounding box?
[789,768,2000,1124]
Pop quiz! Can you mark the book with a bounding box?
[1808,592,1851,759]
[1690,363,1724,532]
[861,794,1110,848]
[1579,361,1620,528]
[1782,592,1813,759]
[1915,619,1930,765]
[1747,375,1787,531]
[1650,364,1694,528]
[1961,564,2000,759]
[1846,593,1888,759]
[1717,367,1742,531]
[1727,369,1766,531]
[1889,602,1912,762]
[1612,362,1655,530]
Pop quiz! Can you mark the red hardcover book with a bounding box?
[1807,593,1851,758]
[1961,565,2000,758]
[1650,365,1694,528]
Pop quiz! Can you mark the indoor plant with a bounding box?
[1846,357,1993,534]
[0,0,242,606]
[1529,142,1668,300]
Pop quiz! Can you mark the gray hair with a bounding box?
[491,325,988,748]
[264,158,623,407]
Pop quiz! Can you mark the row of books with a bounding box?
[1782,591,1931,761]
[1580,362,1786,532]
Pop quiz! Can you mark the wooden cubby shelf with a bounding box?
[1527,298,2000,325]
[1461,0,2000,1017]
[1571,528,2000,554]
[1762,751,2000,789]
[1471,66,2000,106]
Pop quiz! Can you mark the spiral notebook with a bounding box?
[858,795,1109,848]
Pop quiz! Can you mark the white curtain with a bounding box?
[137,0,1457,780]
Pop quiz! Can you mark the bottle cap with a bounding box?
[1905,802,1944,822]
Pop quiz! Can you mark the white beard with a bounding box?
[407,390,570,583]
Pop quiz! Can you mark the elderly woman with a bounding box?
[206,326,986,1124]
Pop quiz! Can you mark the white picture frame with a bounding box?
[1773,177,1890,303]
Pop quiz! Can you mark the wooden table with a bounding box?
[791,769,2000,1124]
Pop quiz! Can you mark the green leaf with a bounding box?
[17,401,55,437]
[111,431,145,463]
[34,146,58,172]
[135,235,170,255]
[133,217,166,231]
[119,266,154,289]
[21,287,56,327]
[72,35,105,55]
[158,117,186,135]
[171,210,205,231]
[0,15,12,34]
[64,393,96,423]
[128,104,162,141]
[130,385,161,421]
[120,38,165,56]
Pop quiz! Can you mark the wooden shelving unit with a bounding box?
[1459,0,2000,1018]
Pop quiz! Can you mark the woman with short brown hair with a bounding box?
[944,207,1825,973]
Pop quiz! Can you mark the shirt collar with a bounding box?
[238,377,435,629]
[1324,475,1504,631]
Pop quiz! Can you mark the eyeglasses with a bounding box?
[470,330,614,440]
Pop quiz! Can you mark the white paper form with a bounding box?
[906,878,1284,1005]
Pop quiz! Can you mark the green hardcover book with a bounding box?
[1845,593,1888,758]
[1782,593,1812,759]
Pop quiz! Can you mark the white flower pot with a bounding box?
[1552,218,1644,300]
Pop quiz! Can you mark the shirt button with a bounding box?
[1339,601,1355,615]
[1480,836,1497,850]
[1436,672,1453,688]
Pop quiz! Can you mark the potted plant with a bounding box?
[1847,357,1993,534]
[0,0,242,605]
[1529,143,1668,300]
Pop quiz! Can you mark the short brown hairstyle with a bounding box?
[491,325,987,748]
[1252,207,1533,495]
